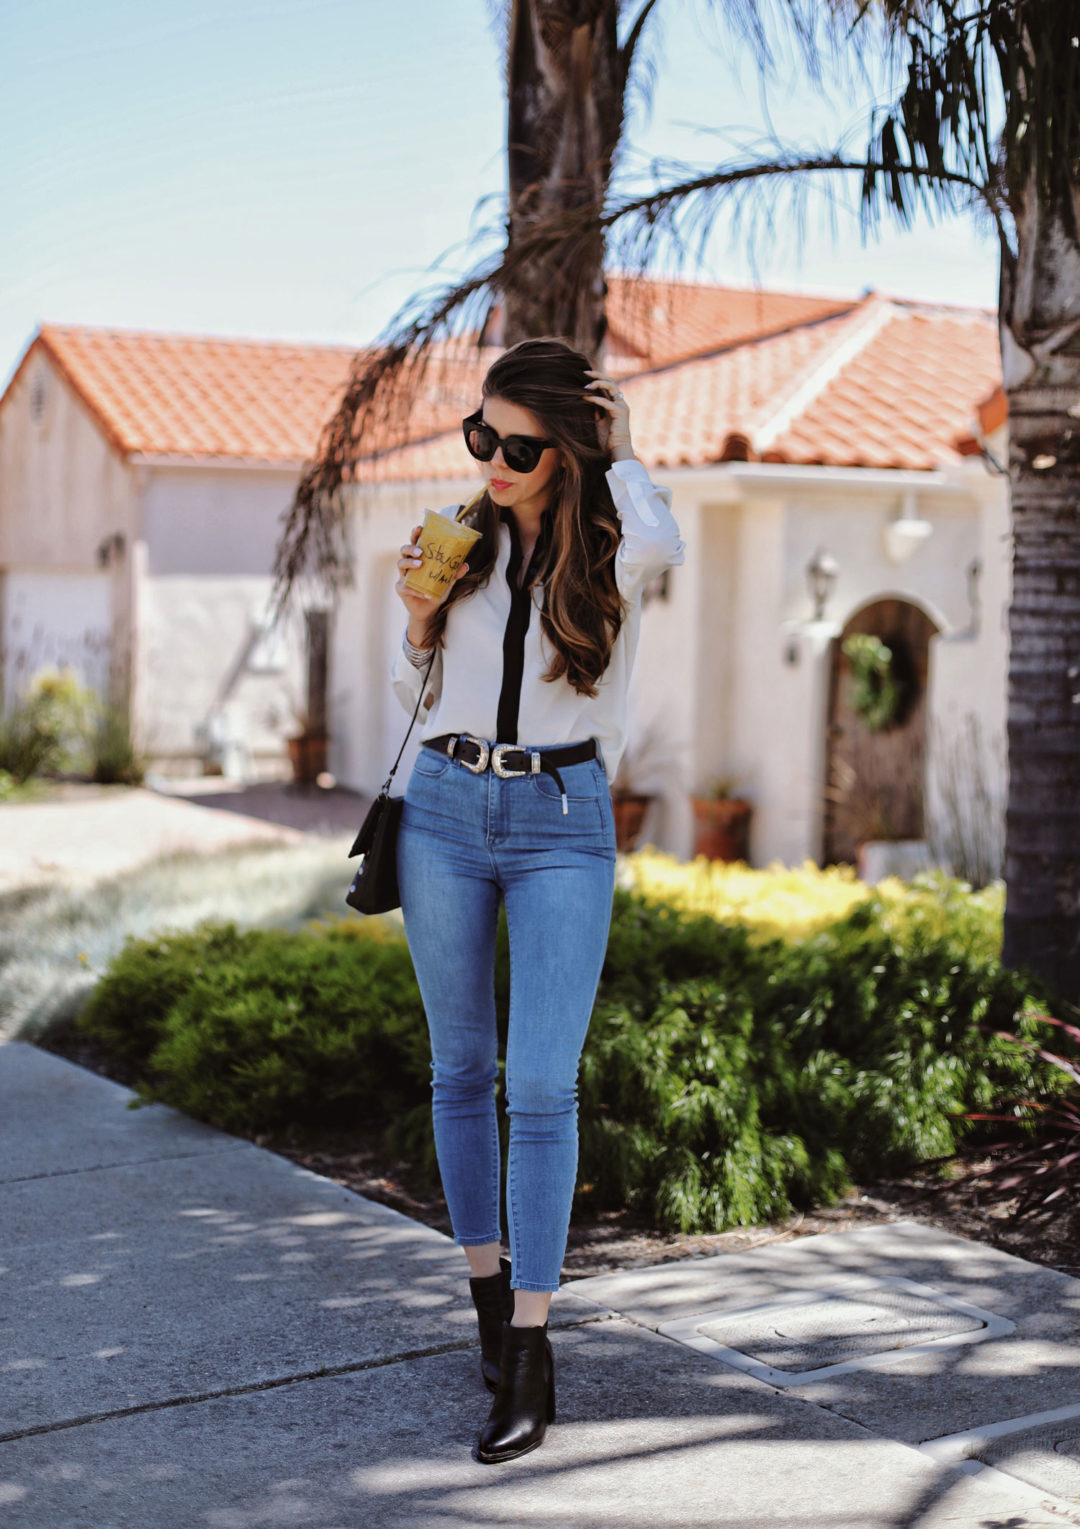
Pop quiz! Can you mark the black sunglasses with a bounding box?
[462,411,557,475]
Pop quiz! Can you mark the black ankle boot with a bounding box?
[468,1257,514,1393]
[476,1322,556,1464]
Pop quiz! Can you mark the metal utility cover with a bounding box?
[658,1274,1014,1386]
[979,1424,1080,1504]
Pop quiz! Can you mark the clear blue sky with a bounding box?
[1,0,1000,388]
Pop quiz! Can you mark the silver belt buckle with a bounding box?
[491,743,528,779]
[458,734,490,774]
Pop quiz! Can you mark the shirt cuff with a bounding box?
[606,457,661,527]
[608,456,652,481]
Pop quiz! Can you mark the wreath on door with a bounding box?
[842,633,907,732]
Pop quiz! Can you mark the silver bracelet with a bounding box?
[403,633,433,669]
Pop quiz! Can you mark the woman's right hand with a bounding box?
[395,524,469,645]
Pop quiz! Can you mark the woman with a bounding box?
[392,337,683,1464]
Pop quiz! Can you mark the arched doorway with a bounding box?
[822,598,939,866]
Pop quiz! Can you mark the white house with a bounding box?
[0,280,1007,870]
[0,326,361,776]
[332,289,1008,870]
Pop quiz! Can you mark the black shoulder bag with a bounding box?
[345,649,435,915]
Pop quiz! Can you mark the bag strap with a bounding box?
[381,648,436,794]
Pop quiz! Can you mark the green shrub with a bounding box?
[573,891,1062,1231]
[89,705,145,785]
[78,920,431,1134]
[75,878,1073,1235]
[0,769,33,802]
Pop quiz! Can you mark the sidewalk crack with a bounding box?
[0,1315,607,1444]
[1,1142,250,1187]
[0,1342,474,1443]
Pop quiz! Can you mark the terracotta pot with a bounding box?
[691,795,752,862]
[287,732,328,785]
[611,792,653,853]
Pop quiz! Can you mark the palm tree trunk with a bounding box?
[999,193,1080,1003]
[502,0,629,355]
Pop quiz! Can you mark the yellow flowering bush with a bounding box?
[620,850,1004,958]
[621,852,868,941]
[0,665,93,783]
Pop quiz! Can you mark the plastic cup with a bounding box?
[404,509,482,603]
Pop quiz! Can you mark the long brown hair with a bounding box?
[424,338,624,697]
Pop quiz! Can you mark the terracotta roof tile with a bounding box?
[33,326,361,462]
[604,275,855,365]
[3,286,1002,478]
[374,298,1000,480]
[22,326,488,464]
[771,306,1001,469]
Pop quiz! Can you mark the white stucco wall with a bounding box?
[140,465,297,577]
[924,451,1011,878]
[0,348,137,570]
[138,575,304,768]
[134,466,308,771]
[728,466,1001,867]
[0,346,138,706]
[677,464,1003,867]
[715,495,801,868]
[1,570,112,705]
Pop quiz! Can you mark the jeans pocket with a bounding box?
[530,765,600,804]
[412,747,452,780]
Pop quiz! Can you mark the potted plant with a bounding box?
[286,706,328,786]
[691,775,753,862]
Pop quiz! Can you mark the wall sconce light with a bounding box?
[806,547,839,621]
[883,491,933,564]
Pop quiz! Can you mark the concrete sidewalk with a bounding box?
[2,1040,1079,1528]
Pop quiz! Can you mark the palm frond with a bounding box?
[600,141,989,278]
[270,258,501,614]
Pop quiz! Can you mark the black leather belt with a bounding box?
[422,734,597,815]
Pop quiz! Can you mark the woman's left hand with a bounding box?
[585,371,634,461]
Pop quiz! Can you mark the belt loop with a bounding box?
[529,751,541,775]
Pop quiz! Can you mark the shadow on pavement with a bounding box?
[163,780,371,837]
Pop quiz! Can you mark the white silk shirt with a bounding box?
[390,456,685,781]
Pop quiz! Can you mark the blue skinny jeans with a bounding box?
[397,743,616,1292]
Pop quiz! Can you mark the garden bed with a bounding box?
[37,1016,1080,1278]
[37,855,1079,1280]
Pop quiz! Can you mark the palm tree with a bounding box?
[272,0,658,602]
[593,0,1080,998]
[501,0,656,350]
[276,0,1080,999]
